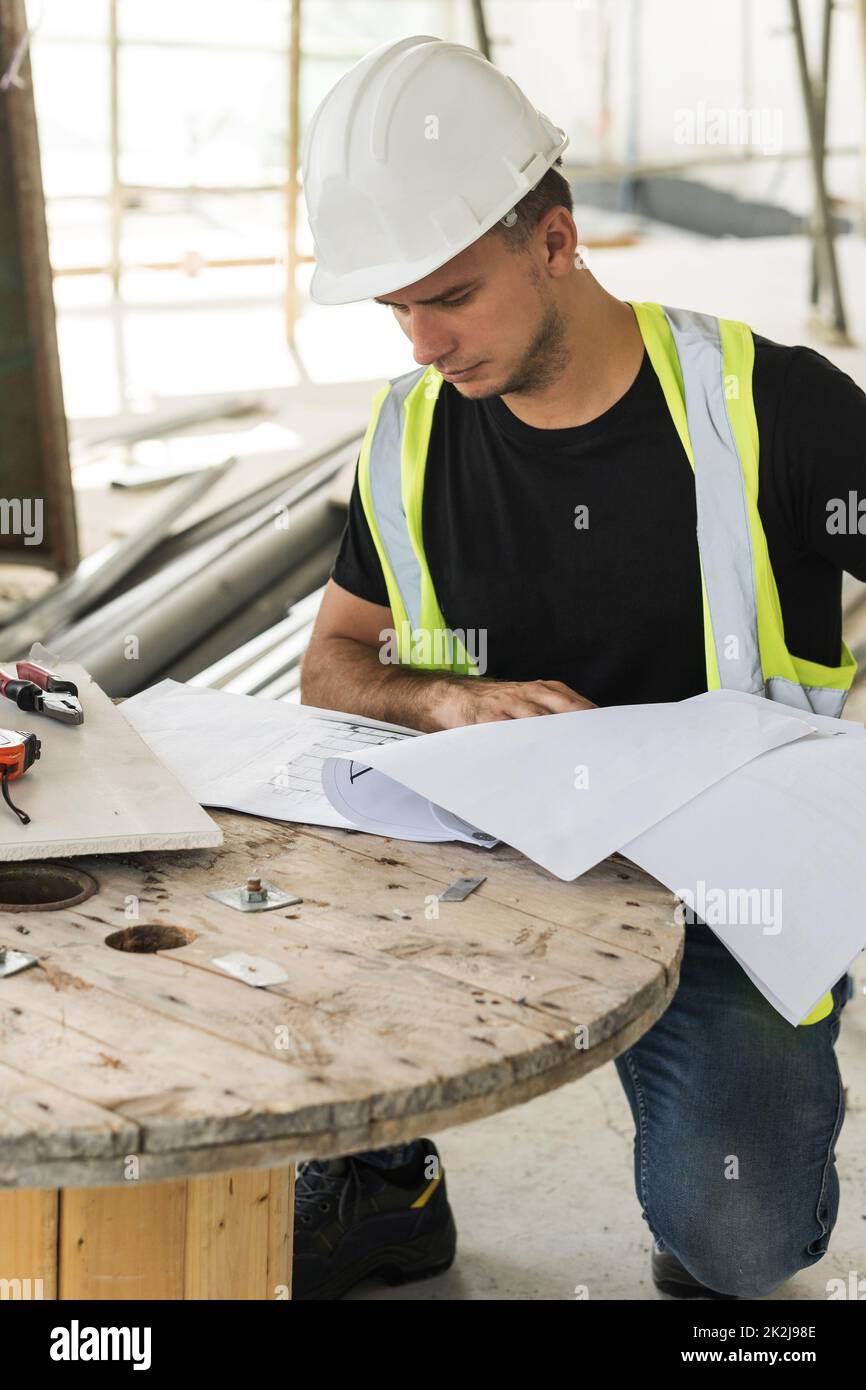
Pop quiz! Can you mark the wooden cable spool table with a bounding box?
[0,809,683,1300]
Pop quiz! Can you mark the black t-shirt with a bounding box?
[330,332,866,706]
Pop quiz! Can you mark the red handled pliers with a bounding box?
[0,660,84,725]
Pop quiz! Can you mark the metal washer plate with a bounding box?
[207,880,302,913]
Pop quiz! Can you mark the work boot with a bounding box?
[651,1242,738,1300]
[292,1138,457,1299]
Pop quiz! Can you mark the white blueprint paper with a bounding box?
[119,679,489,842]
[321,690,819,881]
[621,724,866,1026]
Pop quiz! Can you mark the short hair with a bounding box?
[488,156,573,251]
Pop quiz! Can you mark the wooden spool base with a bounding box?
[0,1165,294,1299]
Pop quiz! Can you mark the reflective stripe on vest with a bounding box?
[663,306,764,698]
[366,368,426,629]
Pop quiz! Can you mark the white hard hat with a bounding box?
[301,34,569,306]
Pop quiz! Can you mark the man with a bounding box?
[294,34,864,1301]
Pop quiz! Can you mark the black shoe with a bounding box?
[292,1139,457,1300]
[651,1244,739,1300]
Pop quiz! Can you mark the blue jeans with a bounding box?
[614,920,852,1298]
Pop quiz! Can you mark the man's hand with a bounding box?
[302,583,599,733]
[439,677,596,728]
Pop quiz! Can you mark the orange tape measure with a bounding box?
[0,727,41,825]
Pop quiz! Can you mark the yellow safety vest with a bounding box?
[356,300,856,1026]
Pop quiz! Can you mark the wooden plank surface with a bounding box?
[0,811,682,1188]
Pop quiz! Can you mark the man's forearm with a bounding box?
[300,635,465,732]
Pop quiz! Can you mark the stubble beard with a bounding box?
[468,279,571,401]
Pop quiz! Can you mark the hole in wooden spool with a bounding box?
[104,924,196,953]
[0,863,98,912]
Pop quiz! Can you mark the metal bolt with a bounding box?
[240,876,268,904]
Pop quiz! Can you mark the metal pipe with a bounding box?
[471,0,491,61]
[73,394,262,451]
[202,624,309,697]
[169,548,330,685]
[258,664,302,702]
[44,450,348,690]
[619,0,642,215]
[810,0,834,305]
[788,0,850,340]
[0,457,235,656]
[47,441,351,657]
[122,436,360,584]
[188,588,322,689]
[47,484,341,693]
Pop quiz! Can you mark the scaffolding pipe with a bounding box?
[471,0,491,61]
[810,0,835,305]
[788,0,850,339]
[45,482,342,692]
[0,456,235,655]
[43,449,349,690]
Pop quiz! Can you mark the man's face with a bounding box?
[373,229,569,400]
